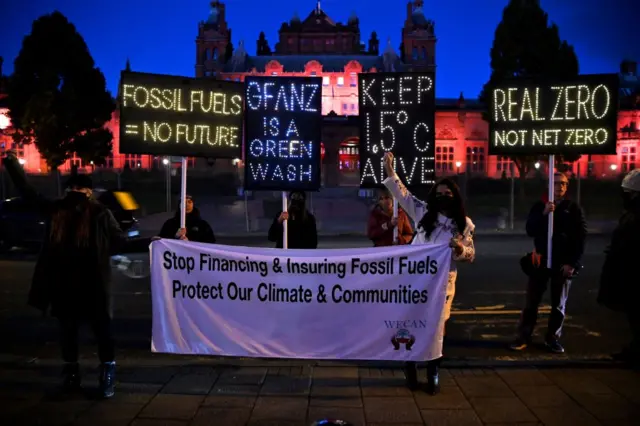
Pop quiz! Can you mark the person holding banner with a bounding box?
[158,195,216,244]
[268,191,318,249]
[367,189,413,246]
[598,169,640,367]
[382,152,475,395]
[511,172,587,354]
[1,151,152,399]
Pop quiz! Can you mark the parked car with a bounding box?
[0,189,140,253]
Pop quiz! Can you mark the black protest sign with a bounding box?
[243,76,323,191]
[119,71,244,158]
[358,72,436,189]
[488,74,619,156]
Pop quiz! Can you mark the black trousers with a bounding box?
[518,273,572,341]
[59,313,115,364]
[629,309,640,355]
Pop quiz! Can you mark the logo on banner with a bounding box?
[391,329,416,350]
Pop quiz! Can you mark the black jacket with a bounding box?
[159,208,216,244]
[268,211,318,249]
[525,198,587,269]
[1,155,150,319]
[598,203,640,311]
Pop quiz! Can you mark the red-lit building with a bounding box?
[1,1,639,184]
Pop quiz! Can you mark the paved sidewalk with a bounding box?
[1,356,638,426]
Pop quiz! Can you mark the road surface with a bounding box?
[0,234,630,362]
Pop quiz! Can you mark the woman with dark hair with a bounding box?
[268,191,318,249]
[382,152,475,395]
[2,151,151,399]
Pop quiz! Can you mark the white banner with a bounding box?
[150,240,452,361]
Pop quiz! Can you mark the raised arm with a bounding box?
[453,218,476,262]
[2,152,52,214]
[381,152,427,223]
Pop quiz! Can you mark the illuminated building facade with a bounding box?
[0,1,639,183]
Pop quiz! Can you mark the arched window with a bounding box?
[412,47,418,60]
[421,47,427,60]
[213,49,218,60]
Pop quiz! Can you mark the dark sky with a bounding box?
[0,0,636,99]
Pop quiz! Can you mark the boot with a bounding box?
[403,362,419,391]
[62,362,81,392]
[425,360,440,395]
[99,361,116,398]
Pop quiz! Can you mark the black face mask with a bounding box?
[435,195,454,211]
[289,200,304,212]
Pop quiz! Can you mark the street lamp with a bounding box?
[610,164,618,171]
[162,158,169,166]
[455,161,462,175]
[232,158,241,166]
[534,162,540,169]
[18,158,26,165]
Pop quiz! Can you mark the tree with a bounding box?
[479,0,579,197]
[257,32,272,56]
[7,11,115,170]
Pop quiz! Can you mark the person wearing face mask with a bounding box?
[1,151,152,399]
[598,169,640,367]
[367,189,414,246]
[382,152,475,395]
[158,195,216,244]
[510,172,587,355]
[268,191,318,249]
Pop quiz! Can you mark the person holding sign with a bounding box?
[158,195,216,244]
[598,169,640,367]
[382,152,475,395]
[268,191,318,249]
[511,172,587,354]
[367,189,414,246]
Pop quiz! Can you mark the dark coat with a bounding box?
[268,210,318,249]
[159,208,216,244]
[525,198,587,269]
[367,205,414,247]
[598,203,640,311]
[2,155,150,319]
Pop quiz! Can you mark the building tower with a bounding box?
[195,1,232,78]
[401,0,436,71]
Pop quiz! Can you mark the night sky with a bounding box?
[0,0,636,99]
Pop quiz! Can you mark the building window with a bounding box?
[412,47,418,60]
[337,76,344,86]
[125,155,142,169]
[310,71,317,76]
[496,156,513,174]
[271,72,278,76]
[622,146,637,172]
[435,146,454,172]
[466,147,485,172]
[342,103,348,113]
[350,104,356,111]
[322,76,330,86]
[350,72,357,87]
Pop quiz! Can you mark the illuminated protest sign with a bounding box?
[243,76,322,191]
[359,72,436,188]
[488,74,619,155]
[119,71,244,158]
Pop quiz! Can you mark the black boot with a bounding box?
[425,360,440,395]
[404,362,419,390]
[99,361,115,398]
[62,362,81,392]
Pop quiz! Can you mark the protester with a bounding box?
[268,191,318,249]
[1,151,151,399]
[367,188,414,246]
[382,152,475,395]
[510,172,587,354]
[159,195,216,243]
[598,169,640,367]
